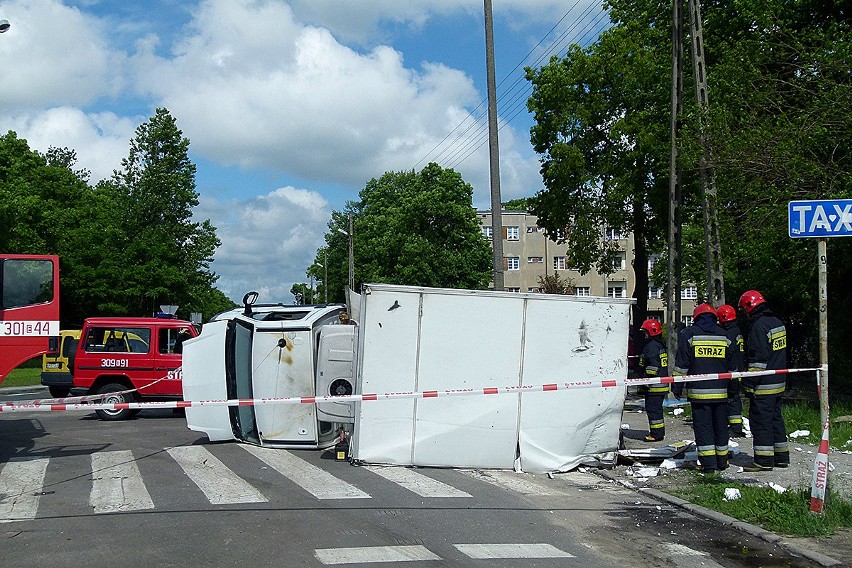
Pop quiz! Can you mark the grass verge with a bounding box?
[1,358,42,388]
[672,474,852,537]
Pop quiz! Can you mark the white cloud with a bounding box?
[0,0,126,112]
[0,0,552,301]
[198,185,331,303]
[2,107,138,182]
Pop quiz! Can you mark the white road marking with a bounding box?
[90,450,154,513]
[315,545,440,564]
[454,543,575,559]
[0,458,49,522]
[363,465,471,498]
[240,444,370,499]
[167,446,267,504]
[460,469,566,495]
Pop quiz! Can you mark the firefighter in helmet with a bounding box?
[638,319,669,442]
[739,290,789,471]
[674,303,735,473]
[716,304,745,437]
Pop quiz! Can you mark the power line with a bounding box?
[437,4,610,171]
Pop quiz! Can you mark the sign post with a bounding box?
[789,199,852,513]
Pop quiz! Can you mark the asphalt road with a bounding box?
[0,387,823,568]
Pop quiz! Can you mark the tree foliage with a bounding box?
[0,109,234,325]
[525,8,674,328]
[314,163,492,301]
[525,0,851,387]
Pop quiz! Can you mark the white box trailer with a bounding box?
[352,284,632,473]
[182,284,632,472]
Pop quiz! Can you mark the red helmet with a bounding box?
[716,304,736,324]
[692,303,717,320]
[640,319,662,337]
[738,290,766,314]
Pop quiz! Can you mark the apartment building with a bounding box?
[478,210,697,325]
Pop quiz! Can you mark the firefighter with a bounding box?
[638,319,669,442]
[739,290,789,471]
[674,303,735,473]
[717,304,745,437]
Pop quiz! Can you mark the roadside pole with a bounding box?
[818,238,829,430]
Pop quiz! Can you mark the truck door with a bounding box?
[154,325,193,396]
[226,318,260,445]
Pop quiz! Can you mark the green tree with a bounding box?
[108,108,221,317]
[315,163,492,301]
[290,283,315,305]
[537,273,575,295]
[525,8,674,328]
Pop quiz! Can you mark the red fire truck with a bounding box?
[0,254,61,383]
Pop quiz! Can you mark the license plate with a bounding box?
[45,362,62,369]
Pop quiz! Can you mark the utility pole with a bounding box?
[667,0,684,364]
[687,0,724,305]
[484,0,504,291]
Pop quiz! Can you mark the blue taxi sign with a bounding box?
[788,200,852,238]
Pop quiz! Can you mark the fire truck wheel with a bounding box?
[95,383,135,421]
[48,386,70,398]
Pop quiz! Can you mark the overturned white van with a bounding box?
[182,284,633,472]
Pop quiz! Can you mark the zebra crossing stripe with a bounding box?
[363,465,471,498]
[0,458,49,522]
[167,446,268,504]
[460,469,565,495]
[454,543,575,559]
[90,450,154,514]
[239,444,370,500]
[315,545,440,564]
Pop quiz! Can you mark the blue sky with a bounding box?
[0,0,608,303]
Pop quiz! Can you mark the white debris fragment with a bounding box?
[548,472,554,479]
[729,440,740,454]
[673,408,684,416]
[659,459,679,470]
[622,423,630,429]
[723,488,741,501]
[768,483,787,494]
[789,430,811,438]
[628,466,660,478]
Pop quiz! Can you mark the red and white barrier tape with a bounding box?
[0,367,819,414]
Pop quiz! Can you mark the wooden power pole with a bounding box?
[667,0,684,363]
[484,0,504,291]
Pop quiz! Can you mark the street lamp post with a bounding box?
[337,212,354,292]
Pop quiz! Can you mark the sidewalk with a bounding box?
[610,398,852,566]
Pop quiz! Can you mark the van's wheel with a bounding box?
[95,383,136,421]
[48,386,70,398]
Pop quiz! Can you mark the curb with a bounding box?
[595,469,843,567]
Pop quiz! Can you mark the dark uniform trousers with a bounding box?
[747,389,790,468]
[692,401,730,470]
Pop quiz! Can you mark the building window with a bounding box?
[506,287,521,293]
[506,257,520,271]
[681,286,698,300]
[648,287,664,299]
[608,286,624,298]
[506,226,519,240]
[575,287,590,297]
[526,226,540,233]
[682,315,694,326]
[553,256,567,270]
[481,226,493,240]
[615,252,626,270]
[528,287,539,293]
[648,254,661,272]
[527,256,543,264]
[605,227,624,241]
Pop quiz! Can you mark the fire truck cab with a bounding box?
[71,316,198,420]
